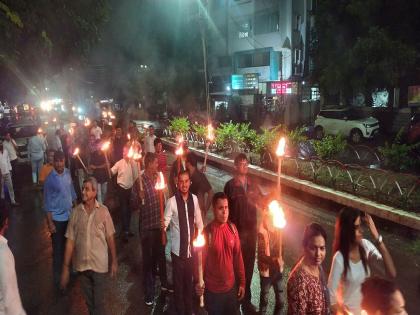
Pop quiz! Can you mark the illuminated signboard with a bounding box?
[232,75,244,90]
[232,73,259,90]
[270,81,298,95]
[243,73,259,89]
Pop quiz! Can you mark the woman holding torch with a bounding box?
[194,192,245,315]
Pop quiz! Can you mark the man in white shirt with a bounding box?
[3,132,18,171]
[0,142,18,206]
[0,205,26,315]
[111,145,138,242]
[90,120,103,140]
[143,125,156,154]
[164,170,203,315]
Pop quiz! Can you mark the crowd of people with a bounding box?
[0,117,408,315]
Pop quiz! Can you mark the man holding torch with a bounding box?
[164,170,203,315]
[224,153,263,314]
[110,144,138,242]
[135,152,169,305]
[194,192,245,315]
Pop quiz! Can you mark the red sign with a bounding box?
[271,82,293,95]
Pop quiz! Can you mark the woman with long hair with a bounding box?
[287,223,330,315]
[328,207,396,315]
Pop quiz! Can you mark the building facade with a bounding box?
[206,0,318,126]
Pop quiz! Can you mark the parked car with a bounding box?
[314,108,379,143]
[133,120,167,137]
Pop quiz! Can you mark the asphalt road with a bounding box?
[6,158,420,315]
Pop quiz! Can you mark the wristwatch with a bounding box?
[375,234,383,246]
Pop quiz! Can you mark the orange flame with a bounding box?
[133,152,142,161]
[38,128,43,133]
[175,146,184,156]
[207,124,215,142]
[268,200,286,229]
[193,231,206,247]
[127,146,134,158]
[101,141,110,151]
[155,172,166,190]
[73,148,80,156]
[84,118,91,127]
[276,137,286,157]
[127,133,131,140]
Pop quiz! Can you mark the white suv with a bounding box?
[314,108,379,143]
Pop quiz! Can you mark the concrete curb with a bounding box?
[163,138,420,231]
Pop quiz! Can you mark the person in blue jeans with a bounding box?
[44,151,77,288]
[28,129,47,184]
[257,208,284,315]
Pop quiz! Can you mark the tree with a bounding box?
[312,0,419,106]
[0,0,109,101]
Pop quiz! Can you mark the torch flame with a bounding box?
[276,137,286,157]
[155,172,166,190]
[193,231,206,248]
[38,128,43,133]
[69,128,74,135]
[108,111,112,117]
[73,148,80,156]
[175,146,184,156]
[102,111,107,118]
[207,124,215,142]
[177,135,184,144]
[84,118,91,127]
[101,141,110,151]
[127,133,131,140]
[127,146,134,158]
[268,200,286,229]
[133,152,142,161]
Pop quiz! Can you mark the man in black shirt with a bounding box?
[224,153,262,314]
[185,152,213,223]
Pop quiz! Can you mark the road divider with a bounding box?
[163,138,420,231]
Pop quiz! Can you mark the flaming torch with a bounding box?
[193,231,206,307]
[175,136,184,175]
[155,172,167,245]
[72,148,88,173]
[84,118,91,127]
[268,200,286,259]
[132,148,145,206]
[276,137,286,197]
[202,124,215,172]
[101,141,112,178]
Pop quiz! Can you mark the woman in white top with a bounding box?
[328,207,396,315]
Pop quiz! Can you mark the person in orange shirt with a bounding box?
[39,150,55,185]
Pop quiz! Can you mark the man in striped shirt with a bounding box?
[137,152,168,305]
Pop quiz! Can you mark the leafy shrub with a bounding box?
[239,123,257,152]
[287,126,308,146]
[215,122,244,151]
[192,123,207,139]
[169,117,190,136]
[379,129,419,171]
[313,135,347,160]
[251,125,283,155]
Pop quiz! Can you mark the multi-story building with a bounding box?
[206,0,318,126]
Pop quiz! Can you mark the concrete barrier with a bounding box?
[163,138,420,231]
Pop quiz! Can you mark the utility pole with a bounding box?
[199,0,210,119]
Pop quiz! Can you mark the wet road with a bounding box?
[6,159,420,315]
